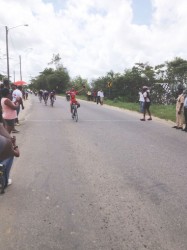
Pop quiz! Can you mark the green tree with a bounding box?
[48,53,62,69]
[70,76,89,90]
[0,73,4,82]
[30,66,70,93]
[165,57,187,89]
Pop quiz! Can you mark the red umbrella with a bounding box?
[14,80,27,86]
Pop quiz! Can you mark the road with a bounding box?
[0,95,187,250]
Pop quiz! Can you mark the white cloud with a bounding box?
[0,0,187,84]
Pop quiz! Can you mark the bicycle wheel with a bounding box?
[71,106,74,119]
[51,98,54,107]
[74,107,78,122]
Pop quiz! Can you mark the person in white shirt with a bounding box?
[99,90,104,105]
[12,85,24,127]
[138,89,144,113]
[96,90,104,105]
[140,86,152,121]
[97,90,101,104]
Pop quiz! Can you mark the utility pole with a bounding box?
[5,26,9,85]
[5,24,28,87]
[19,55,22,81]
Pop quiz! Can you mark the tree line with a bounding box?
[1,54,187,104]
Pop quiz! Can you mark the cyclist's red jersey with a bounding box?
[67,90,78,104]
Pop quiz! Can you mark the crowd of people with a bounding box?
[0,83,26,193]
[86,89,104,105]
[37,89,56,105]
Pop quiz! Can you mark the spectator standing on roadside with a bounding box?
[138,89,144,113]
[97,90,101,104]
[182,89,187,132]
[1,88,19,134]
[87,90,91,101]
[172,87,184,129]
[0,84,4,123]
[93,90,97,102]
[140,86,152,121]
[22,89,26,100]
[99,90,104,105]
[12,85,24,126]
[25,89,29,100]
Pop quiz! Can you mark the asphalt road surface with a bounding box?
[0,95,187,250]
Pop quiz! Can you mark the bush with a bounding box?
[113,98,119,103]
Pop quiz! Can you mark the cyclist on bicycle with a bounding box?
[49,90,56,100]
[43,90,49,103]
[66,86,85,114]
[38,89,43,102]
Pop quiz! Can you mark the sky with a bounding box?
[0,0,187,84]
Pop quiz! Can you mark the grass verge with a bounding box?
[104,99,176,122]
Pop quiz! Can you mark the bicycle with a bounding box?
[0,164,5,194]
[44,96,48,105]
[39,95,42,103]
[50,96,55,107]
[71,103,78,122]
